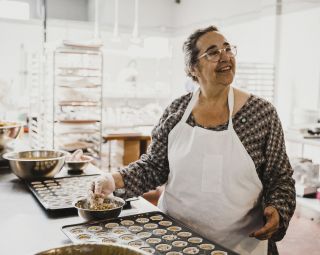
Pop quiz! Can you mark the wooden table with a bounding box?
[103,132,151,167]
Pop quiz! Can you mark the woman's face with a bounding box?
[193,31,236,88]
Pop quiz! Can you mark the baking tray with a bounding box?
[27,175,136,212]
[27,174,100,211]
[62,211,239,255]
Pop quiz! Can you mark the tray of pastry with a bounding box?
[27,175,100,211]
[62,211,238,255]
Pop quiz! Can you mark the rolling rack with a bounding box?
[53,43,103,158]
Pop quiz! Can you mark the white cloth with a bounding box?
[158,86,267,255]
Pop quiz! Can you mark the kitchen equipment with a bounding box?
[3,150,67,180]
[53,46,103,158]
[35,243,148,255]
[65,154,93,173]
[62,211,239,255]
[74,196,125,221]
[27,174,99,211]
[0,121,24,152]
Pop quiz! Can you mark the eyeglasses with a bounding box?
[198,45,237,62]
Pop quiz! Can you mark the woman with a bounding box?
[90,26,296,255]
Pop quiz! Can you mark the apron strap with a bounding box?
[180,88,200,123]
[227,87,234,129]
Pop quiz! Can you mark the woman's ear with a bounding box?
[191,65,199,78]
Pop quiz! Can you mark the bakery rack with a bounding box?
[53,44,103,157]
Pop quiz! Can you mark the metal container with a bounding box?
[0,121,24,152]
[74,196,125,221]
[3,150,67,180]
[35,243,148,255]
[65,155,93,172]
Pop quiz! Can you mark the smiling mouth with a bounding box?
[216,66,232,73]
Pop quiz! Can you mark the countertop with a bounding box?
[0,166,160,255]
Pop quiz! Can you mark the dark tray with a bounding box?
[62,211,239,255]
[27,174,100,211]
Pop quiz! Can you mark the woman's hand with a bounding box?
[249,206,280,240]
[88,173,116,202]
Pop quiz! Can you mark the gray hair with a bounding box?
[183,25,219,82]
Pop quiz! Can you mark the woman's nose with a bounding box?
[219,49,229,62]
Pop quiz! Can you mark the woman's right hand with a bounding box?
[89,173,116,202]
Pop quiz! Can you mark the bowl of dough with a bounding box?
[74,196,126,221]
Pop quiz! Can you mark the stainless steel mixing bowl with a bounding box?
[35,243,148,255]
[0,121,24,152]
[74,196,125,221]
[3,150,68,180]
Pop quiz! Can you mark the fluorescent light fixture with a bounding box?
[0,1,30,20]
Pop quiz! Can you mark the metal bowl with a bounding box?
[3,150,67,180]
[0,121,24,152]
[65,155,93,172]
[74,196,125,221]
[35,243,148,255]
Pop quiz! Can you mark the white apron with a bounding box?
[158,87,267,255]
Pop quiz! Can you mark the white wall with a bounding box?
[276,7,320,127]
[0,18,42,120]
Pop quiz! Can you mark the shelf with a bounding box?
[56,50,101,55]
[58,84,101,88]
[59,141,96,152]
[58,101,99,107]
[57,74,101,78]
[58,67,99,71]
[56,120,100,124]
[102,95,170,100]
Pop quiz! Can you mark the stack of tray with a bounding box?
[62,211,238,255]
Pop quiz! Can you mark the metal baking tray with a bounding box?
[62,211,239,255]
[27,174,100,211]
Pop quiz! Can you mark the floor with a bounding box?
[277,212,320,255]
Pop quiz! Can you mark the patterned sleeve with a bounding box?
[262,107,296,242]
[118,96,188,198]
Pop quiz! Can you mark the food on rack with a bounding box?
[121,220,135,226]
[199,244,215,250]
[162,234,177,241]
[137,231,152,238]
[183,247,200,254]
[155,244,172,252]
[105,222,119,228]
[87,226,103,232]
[172,241,188,248]
[211,251,227,255]
[177,231,192,237]
[136,217,149,223]
[188,237,203,244]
